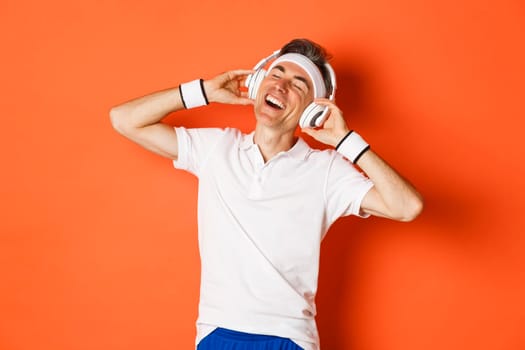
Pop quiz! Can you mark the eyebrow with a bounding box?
[272,65,310,90]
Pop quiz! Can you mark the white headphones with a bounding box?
[245,50,337,128]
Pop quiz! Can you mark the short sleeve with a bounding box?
[172,127,227,176]
[324,152,374,223]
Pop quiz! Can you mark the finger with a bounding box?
[222,69,254,87]
[229,69,255,78]
[301,127,318,137]
[238,98,255,105]
[215,70,252,85]
[314,98,342,114]
[237,76,250,89]
[230,96,254,105]
[313,98,336,106]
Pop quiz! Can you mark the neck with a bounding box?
[253,125,297,162]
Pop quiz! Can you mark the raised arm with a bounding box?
[109,70,254,160]
[303,99,423,222]
[353,150,423,221]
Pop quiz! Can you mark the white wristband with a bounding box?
[179,79,208,109]
[336,131,370,163]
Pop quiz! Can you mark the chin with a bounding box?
[255,107,278,123]
[255,115,276,128]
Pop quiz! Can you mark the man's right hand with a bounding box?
[203,70,254,106]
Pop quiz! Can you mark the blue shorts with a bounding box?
[197,327,304,350]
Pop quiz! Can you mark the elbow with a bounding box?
[399,194,424,222]
[109,106,129,135]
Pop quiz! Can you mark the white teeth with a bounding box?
[265,95,285,109]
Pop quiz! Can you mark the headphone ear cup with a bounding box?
[247,69,267,100]
[299,103,329,128]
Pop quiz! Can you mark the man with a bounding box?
[110,38,423,350]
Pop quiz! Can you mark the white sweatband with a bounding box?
[179,79,209,109]
[336,131,370,163]
[267,53,327,98]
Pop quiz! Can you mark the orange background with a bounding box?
[1,0,524,349]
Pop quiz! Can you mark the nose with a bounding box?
[274,78,288,93]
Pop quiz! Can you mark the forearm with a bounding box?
[356,149,423,221]
[109,70,252,159]
[110,87,184,134]
[110,69,253,134]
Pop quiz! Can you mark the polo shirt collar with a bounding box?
[240,132,311,161]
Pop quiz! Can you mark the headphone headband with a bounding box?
[252,50,280,71]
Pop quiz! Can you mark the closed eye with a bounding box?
[269,66,309,94]
[293,82,306,92]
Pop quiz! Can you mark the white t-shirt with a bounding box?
[173,127,373,350]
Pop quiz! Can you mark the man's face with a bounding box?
[253,61,315,130]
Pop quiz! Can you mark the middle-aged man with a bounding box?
[110,38,423,350]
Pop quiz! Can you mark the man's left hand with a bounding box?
[302,98,350,148]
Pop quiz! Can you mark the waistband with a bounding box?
[212,327,290,342]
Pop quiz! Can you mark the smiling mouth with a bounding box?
[265,94,285,110]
